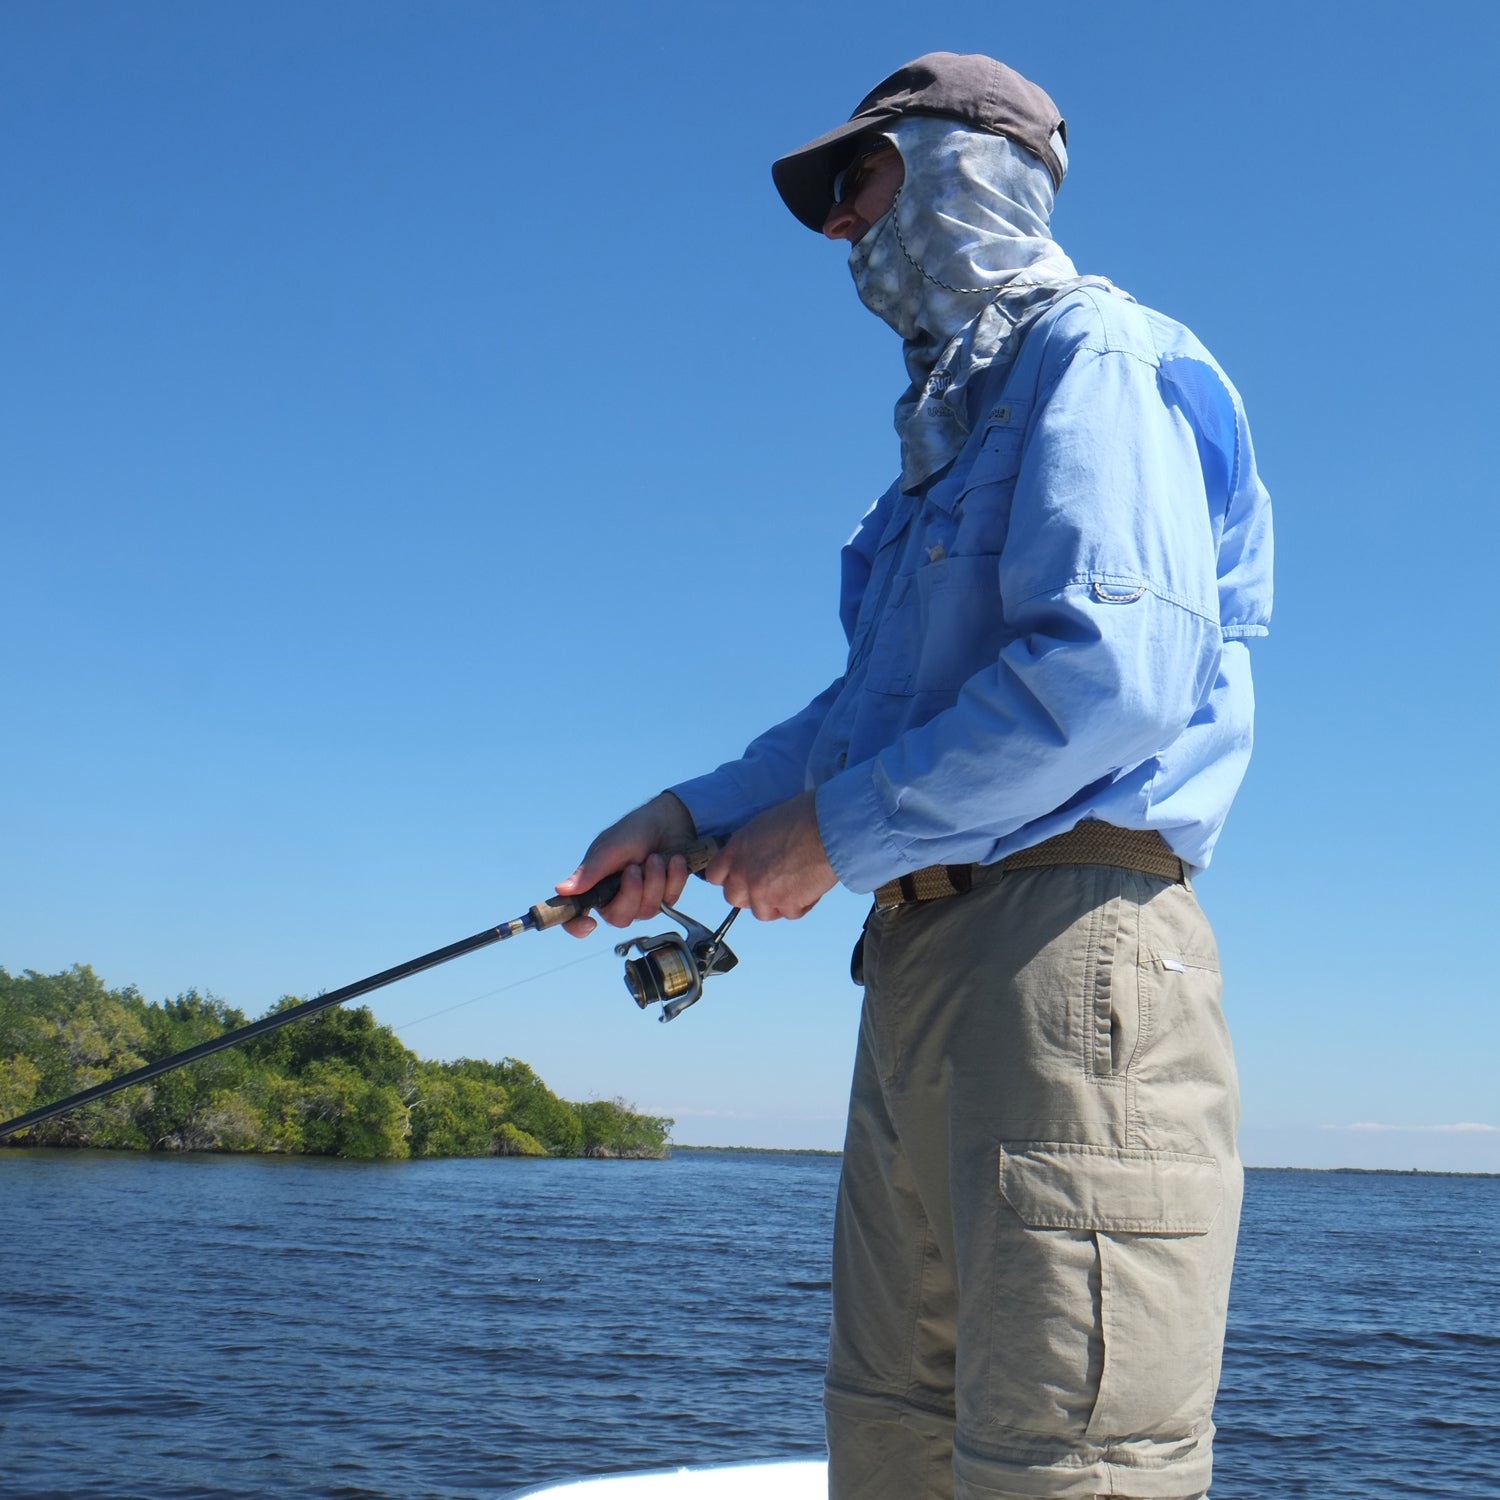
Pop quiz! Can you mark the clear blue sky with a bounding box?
[4,1,1496,1169]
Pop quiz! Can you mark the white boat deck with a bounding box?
[506,1459,827,1497]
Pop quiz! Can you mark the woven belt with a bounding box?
[873,823,1184,909]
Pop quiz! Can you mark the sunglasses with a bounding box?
[834,142,895,207]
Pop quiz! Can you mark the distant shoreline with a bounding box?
[670,1143,841,1157]
[1243,1164,1499,1178]
[4,1141,1495,1177]
[668,1145,1497,1177]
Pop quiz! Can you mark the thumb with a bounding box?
[701,843,731,888]
[556,864,611,898]
[556,844,628,897]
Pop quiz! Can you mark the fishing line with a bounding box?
[391,948,611,1033]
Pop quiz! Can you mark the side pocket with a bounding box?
[998,1142,1227,1441]
[1082,870,1142,1080]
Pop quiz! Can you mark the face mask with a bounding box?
[847,200,911,329]
[845,117,1123,491]
[849,195,959,378]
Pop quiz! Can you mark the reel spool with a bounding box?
[616,904,740,1022]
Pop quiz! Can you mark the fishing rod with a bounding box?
[0,840,739,1141]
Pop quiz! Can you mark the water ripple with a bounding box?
[0,1154,1495,1499]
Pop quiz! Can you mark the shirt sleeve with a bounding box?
[668,677,845,840]
[815,341,1227,892]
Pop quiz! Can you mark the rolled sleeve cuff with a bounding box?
[668,770,752,843]
[814,763,905,894]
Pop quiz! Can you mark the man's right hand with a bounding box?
[553,792,698,939]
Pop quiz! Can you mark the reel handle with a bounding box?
[529,837,723,930]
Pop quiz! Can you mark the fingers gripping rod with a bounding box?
[0,839,723,1141]
[527,838,721,932]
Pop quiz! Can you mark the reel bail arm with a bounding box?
[617,904,740,1022]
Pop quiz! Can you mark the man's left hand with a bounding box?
[703,790,838,921]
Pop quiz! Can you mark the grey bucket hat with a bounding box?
[772,51,1067,232]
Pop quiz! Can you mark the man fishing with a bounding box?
[556,52,1272,1500]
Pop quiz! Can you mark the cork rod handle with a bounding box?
[528,838,723,930]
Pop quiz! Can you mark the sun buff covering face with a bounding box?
[851,117,1124,492]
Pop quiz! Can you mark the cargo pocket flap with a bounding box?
[999,1142,1221,1234]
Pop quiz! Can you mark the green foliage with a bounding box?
[577,1098,677,1158]
[286,1061,411,1161]
[487,1058,584,1156]
[143,991,248,1060]
[0,964,150,1146]
[0,965,672,1161]
[199,1088,263,1152]
[0,1052,40,1120]
[406,1070,509,1157]
[494,1121,549,1157]
[244,999,416,1089]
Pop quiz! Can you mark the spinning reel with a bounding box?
[616,904,740,1022]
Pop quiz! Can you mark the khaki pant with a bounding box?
[826,862,1240,1500]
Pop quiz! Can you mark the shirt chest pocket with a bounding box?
[863,431,1023,698]
[951,422,1023,556]
[864,552,1011,696]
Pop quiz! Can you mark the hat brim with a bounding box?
[771,110,900,233]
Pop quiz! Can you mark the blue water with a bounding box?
[0,1151,1493,1499]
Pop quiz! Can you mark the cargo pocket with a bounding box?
[997,1142,1225,1442]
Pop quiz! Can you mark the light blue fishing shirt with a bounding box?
[672,284,1272,889]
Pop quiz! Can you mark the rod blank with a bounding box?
[0,838,722,1142]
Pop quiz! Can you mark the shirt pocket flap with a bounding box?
[999,1142,1221,1235]
[957,419,1024,495]
[922,405,1027,517]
